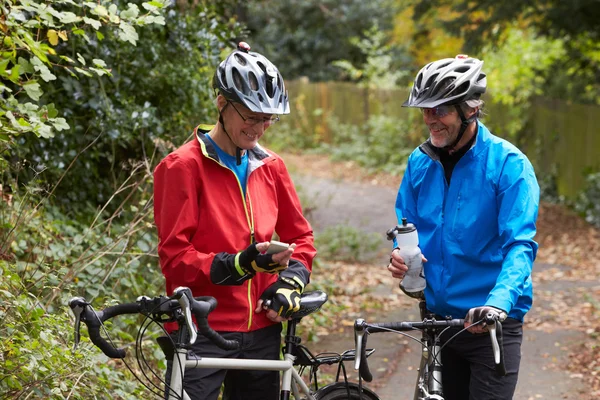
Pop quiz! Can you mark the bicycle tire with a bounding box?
[314,382,380,400]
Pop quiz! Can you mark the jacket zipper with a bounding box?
[205,155,256,330]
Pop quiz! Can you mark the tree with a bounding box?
[243,0,398,82]
[412,0,600,103]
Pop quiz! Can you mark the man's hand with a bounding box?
[387,248,427,279]
[238,242,296,274]
[464,306,507,334]
[255,277,302,322]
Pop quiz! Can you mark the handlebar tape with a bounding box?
[87,303,141,359]
[192,299,239,350]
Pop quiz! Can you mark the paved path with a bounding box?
[292,173,589,399]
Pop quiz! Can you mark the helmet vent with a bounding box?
[455,66,470,73]
[248,71,259,91]
[416,72,423,88]
[232,68,246,94]
[424,74,438,92]
[234,53,247,66]
[265,76,275,97]
[455,81,470,96]
[256,61,267,74]
[436,77,455,96]
[257,93,264,102]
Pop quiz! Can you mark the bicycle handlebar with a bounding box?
[68,286,240,359]
[354,315,506,382]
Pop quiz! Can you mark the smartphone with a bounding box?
[266,240,290,255]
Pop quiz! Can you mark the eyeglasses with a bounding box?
[419,105,454,119]
[228,102,280,126]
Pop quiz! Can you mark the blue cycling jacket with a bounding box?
[395,122,539,321]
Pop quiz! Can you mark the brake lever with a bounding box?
[488,319,500,364]
[68,297,87,351]
[354,318,366,370]
[173,287,198,345]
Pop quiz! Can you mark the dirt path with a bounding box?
[288,159,594,399]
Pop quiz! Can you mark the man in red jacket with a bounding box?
[154,42,316,400]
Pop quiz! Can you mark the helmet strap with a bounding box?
[444,104,477,152]
[218,103,243,165]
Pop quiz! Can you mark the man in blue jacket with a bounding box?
[388,55,539,399]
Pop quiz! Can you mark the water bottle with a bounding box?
[395,218,426,298]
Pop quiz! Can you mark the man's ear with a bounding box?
[216,94,227,112]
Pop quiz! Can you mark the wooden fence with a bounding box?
[286,81,600,199]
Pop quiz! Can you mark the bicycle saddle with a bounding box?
[290,290,328,320]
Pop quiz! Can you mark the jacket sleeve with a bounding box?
[273,159,316,288]
[394,157,418,248]
[154,155,214,288]
[486,152,539,313]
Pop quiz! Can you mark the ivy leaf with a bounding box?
[93,5,109,17]
[47,30,59,46]
[51,118,69,131]
[59,12,80,24]
[92,59,107,68]
[76,53,86,66]
[118,22,139,45]
[58,30,68,42]
[18,57,34,74]
[83,17,101,30]
[23,82,43,101]
[74,67,92,77]
[89,67,107,76]
[121,4,140,20]
[96,31,104,41]
[59,55,75,64]
[46,103,58,119]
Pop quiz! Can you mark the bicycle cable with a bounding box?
[136,313,176,399]
[87,304,168,398]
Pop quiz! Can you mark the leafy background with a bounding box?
[1,0,599,397]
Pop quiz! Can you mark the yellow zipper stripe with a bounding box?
[197,133,256,330]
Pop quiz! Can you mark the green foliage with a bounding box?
[0,186,163,398]
[573,172,600,228]
[413,0,600,104]
[261,93,325,152]
[244,0,397,81]
[482,26,565,138]
[322,114,419,176]
[332,23,410,89]
[3,1,243,209]
[315,225,382,263]
[0,0,169,140]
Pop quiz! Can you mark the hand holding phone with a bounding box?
[266,240,290,254]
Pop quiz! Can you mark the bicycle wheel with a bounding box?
[314,382,380,400]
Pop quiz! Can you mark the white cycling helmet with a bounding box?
[213,42,290,115]
[403,55,486,108]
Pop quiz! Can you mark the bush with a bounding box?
[573,172,600,228]
[321,114,420,176]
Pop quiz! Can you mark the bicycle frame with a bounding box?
[70,288,379,400]
[167,348,313,400]
[354,300,505,400]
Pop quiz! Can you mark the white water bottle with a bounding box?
[396,218,426,298]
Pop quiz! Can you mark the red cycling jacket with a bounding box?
[153,126,316,332]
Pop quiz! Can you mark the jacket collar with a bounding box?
[194,125,273,172]
[419,121,490,161]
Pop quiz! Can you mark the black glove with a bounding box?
[237,243,287,274]
[210,243,288,286]
[465,306,507,326]
[260,276,303,318]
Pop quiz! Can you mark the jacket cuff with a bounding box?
[210,252,254,285]
[279,258,310,291]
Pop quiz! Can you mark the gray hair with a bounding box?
[461,99,485,118]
